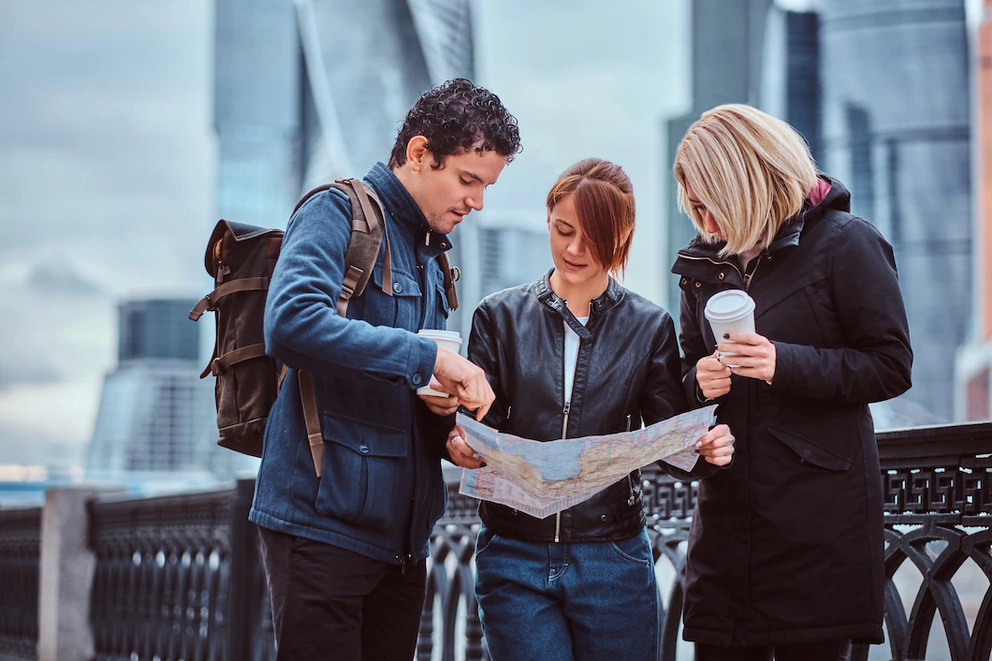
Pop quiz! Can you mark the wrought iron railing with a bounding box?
[1,421,989,661]
[419,423,992,661]
[0,507,41,661]
[870,422,992,661]
[88,480,273,661]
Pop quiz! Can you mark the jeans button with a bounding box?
[359,444,370,454]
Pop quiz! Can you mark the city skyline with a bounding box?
[0,0,985,479]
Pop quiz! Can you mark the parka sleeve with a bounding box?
[643,311,724,479]
[263,190,438,389]
[768,218,913,404]
[679,284,724,409]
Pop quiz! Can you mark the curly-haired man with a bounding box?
[250,79,522,660]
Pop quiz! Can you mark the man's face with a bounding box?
[406,147,507,234]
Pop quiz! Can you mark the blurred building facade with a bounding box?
[819,0,972,422]
[663,0,971,424]
[957,0,992,421]
[663,0,773,314]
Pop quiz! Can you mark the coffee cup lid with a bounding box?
[704,290,755,321]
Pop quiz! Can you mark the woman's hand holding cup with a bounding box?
[696,350,732,399]
[717,332,776,383]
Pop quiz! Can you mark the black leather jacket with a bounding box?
[467,271,696,542]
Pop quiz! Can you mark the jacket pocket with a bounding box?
[315,411,409,530]
[767,426,853,471]
[370,267,421,330]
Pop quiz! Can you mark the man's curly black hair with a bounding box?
[388,78,522,169]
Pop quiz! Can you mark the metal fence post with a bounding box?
[37,488,103,661]
[226,478,258,661]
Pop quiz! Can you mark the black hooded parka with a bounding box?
[671,177,913,647]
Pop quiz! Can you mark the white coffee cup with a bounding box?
[704,290,756,368]
[417,329,463,397]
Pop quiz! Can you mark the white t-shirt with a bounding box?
[563,316,589,403]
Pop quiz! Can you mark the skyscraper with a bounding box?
[214,0,484,340]
[86,299,223,485]
[820,0,972,421]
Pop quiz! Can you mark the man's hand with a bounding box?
[696,350,732,399]
[419,379,461,416]
[717,333,776,383]
[432,347,495,421]
[695,424,735,467]
[445,425,485,469]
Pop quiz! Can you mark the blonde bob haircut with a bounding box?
[674,104,818,256]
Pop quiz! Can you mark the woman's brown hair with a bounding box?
[546,158,636,276]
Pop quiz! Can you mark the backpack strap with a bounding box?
[438,253,459,312]
[290,179,396,477]
[298,370,324,477]
[329,179,392,316]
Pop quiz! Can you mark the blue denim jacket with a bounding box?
[249,162,453,565]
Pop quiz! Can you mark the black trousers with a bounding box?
[258,526,427,661]
[695,640,852,661]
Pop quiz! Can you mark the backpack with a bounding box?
[189,179,459,476]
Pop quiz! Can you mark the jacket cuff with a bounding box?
[408,335,438,390]
[767,341,794,393]
[683,366,705,407]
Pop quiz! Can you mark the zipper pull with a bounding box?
[563,402,570,415]
[425,230,431,246]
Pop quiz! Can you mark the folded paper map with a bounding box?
[458,405,718,518]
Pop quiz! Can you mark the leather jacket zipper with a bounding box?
[625,414,636,505]
[555,401,570,542]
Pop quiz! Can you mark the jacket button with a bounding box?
[359,444,370,454]
[412,374,423,385]
[416,264,424,271]
[694,281,702,288]
[440,242,449,249]
[680,278,688,286]
[600,514,609,521]
[718,272,725,280]
[392,282,403,293]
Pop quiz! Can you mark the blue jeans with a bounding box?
[475,525,660,661]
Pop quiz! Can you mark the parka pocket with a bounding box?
[767,426,853,471]
[315,411,409,530]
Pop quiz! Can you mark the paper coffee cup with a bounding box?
[417,329,463,397]
[704,290,755,367]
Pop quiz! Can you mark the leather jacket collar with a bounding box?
[534,269,626,340]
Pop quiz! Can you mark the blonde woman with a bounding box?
[671,105,912,661]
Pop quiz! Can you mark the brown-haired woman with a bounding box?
[442,158,735,660]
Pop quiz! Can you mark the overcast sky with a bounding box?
[0,1,213,465]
